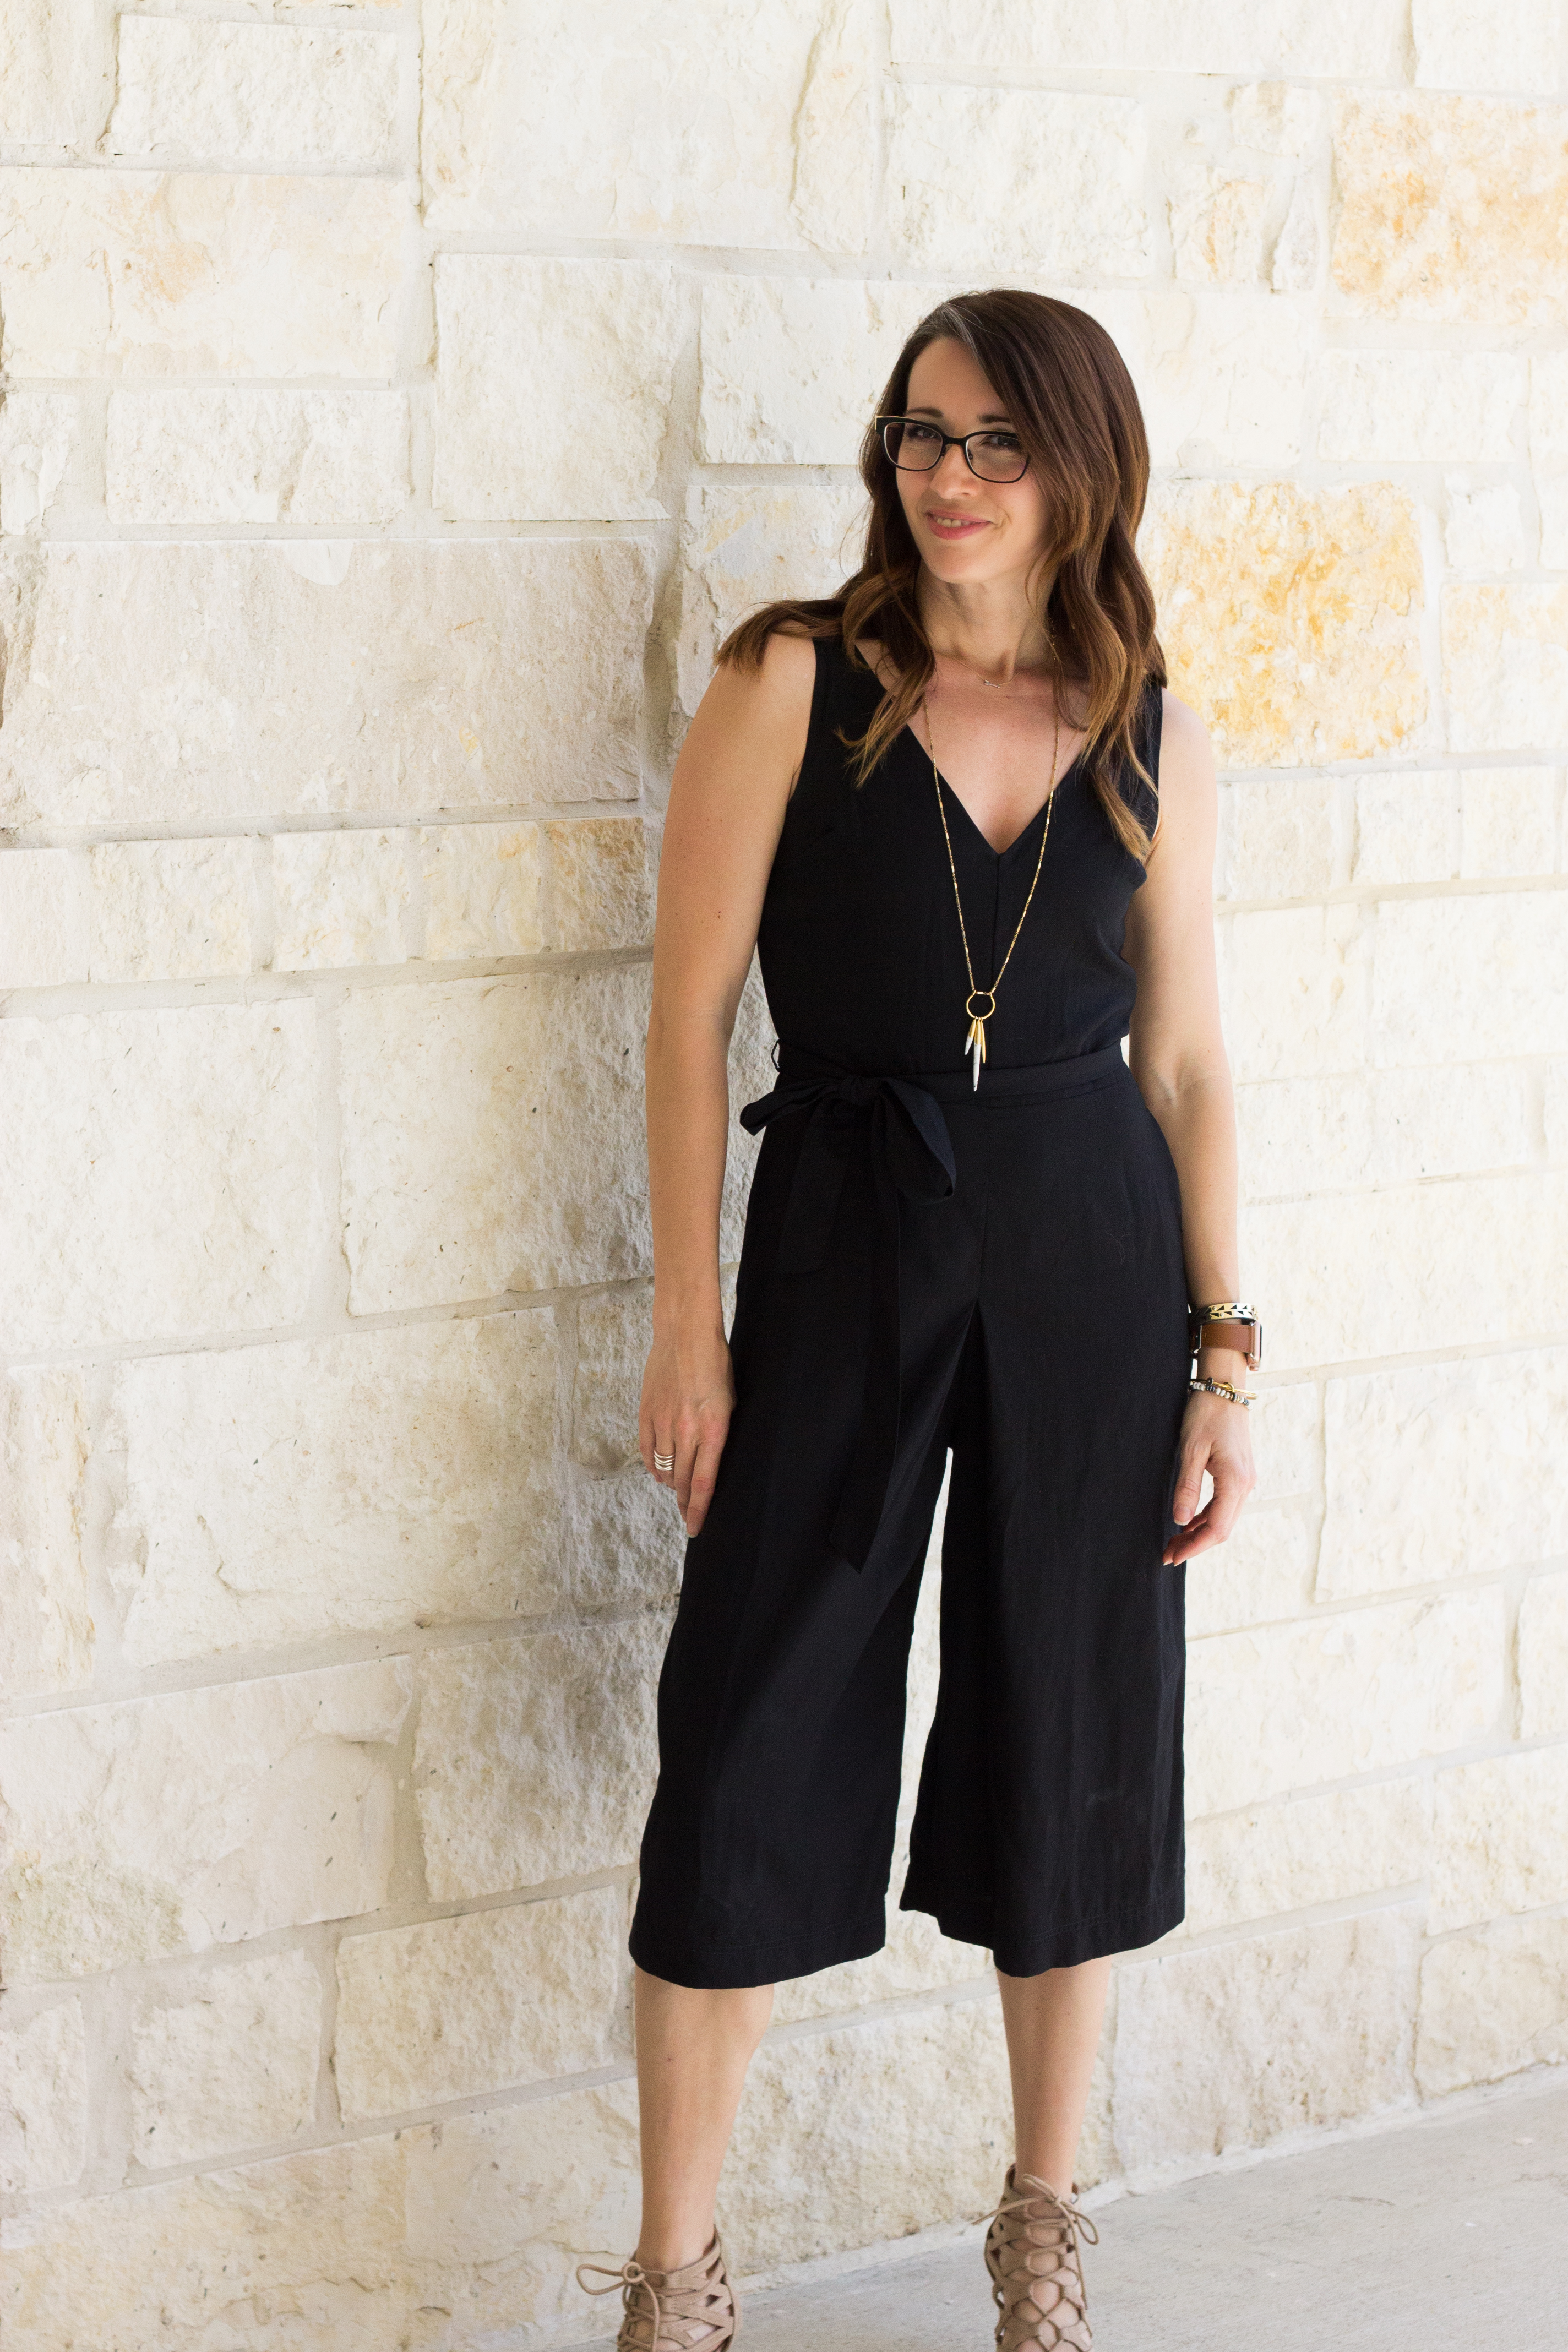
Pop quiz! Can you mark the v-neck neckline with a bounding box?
[901,722,1084,862]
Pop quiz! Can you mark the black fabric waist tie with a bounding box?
[739,1042,1126,1569]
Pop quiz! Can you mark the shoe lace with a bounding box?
[575,2240,732,2351]
[978,2174,1099,2350]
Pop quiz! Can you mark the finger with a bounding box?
[682,1428,729,1537]
[1202,1464,1251,1547]
[648,1428,677,1485]
[1170,1447,1211,1528]
[1165,1502,1221,1564]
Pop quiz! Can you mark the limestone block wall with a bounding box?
[2,3,1566,2344]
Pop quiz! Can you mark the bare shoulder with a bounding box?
[696,624,816,737]
[1157,689,1215,778]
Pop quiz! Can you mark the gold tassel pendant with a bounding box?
[966,1011,988,1091]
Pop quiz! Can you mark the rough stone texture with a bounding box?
[1141,481,1425,768]
[1185,1499,1317,1637]
[1242,1171,1568,1369]
[0,0,108,148]
[127,1948,322,2170]
[421,822,545,959]
[547,818,652,952]
[1316,350,1524,462]
[1529,349,1568,566]
[0,168,409,377]
[1113,1910,1419,2170]
[415,1618,667,1900]
[1250,1381,1320,1501]
[0,539,651,828]
[1519,1570,1568,1740]
[0,844,85,986]
[0,2000,86,2193]
[566,1466,688,1615]
[677,483,868,715]
[433,257,683,522]
[105,389,408,524]
[698,277,944,466]
[271,827,409,969]
[1416,1914,1568,2095]
[1319,1351,1568,1601]
[87,837,254,981]
[337,967,654,1311]
[1170,166,1271,287]
[1352,772,1461,884]
[887,84,1147,277]
[106,1312,563,1667]
[1429,1747,1568,1932]
[421,0,873,249]
[1230,81,1324,156]
[1225,905,1371,1082]
[0,1002,323,1350]
[1445,480,1527,571]
[0,389,80,532]
[1184,1591,1504,1817]
[1460,768,1559,876]
[0,1658,411,1981]
[1238,1064,1534,1201]
[1182,1780,1431,1939]
[334,1883,627,2119]
[1444,584,1568,751]
[770,1903,990,2026]
[889,0,1407,76]
[1372,891,1566,1064]
[1215,777,1336,902]
[108,17,400,166]
[1332,92,1568,326]
[573,1286,654,1472]
[0,1366,93,1702]
[1412,0,1565,94]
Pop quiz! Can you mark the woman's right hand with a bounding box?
[639,1319,736,1537]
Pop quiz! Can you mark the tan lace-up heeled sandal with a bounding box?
[576,2232,739,2352]
[982,2168,1099,2352]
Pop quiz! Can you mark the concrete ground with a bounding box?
[601,2072,1567,2351]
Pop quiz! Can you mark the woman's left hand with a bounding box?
[1162,1389,1256,1564]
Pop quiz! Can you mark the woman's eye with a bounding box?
[902,423,941,445]
[978,433,1022,453]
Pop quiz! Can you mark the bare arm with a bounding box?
[641,629,816,1533]
[1124,692,1256,1564]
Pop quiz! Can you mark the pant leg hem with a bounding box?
[629,1907,888,1991]
[900,1880,1185,1974]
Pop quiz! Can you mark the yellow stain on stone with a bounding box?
[1332,91,1568,326]
[1142,481,1426,769]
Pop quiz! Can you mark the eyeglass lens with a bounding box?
[881,418,1027,483]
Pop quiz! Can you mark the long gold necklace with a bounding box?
[926,693,1060,1091]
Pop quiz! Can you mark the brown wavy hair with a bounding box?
[717,288,1166,859]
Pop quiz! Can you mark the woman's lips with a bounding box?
[924,513,990,540]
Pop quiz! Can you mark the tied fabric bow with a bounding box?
[739,1069,957,1569]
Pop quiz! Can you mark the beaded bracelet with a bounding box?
[1189,1374,1255,1408]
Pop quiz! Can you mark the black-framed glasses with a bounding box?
[878,415,1029,484]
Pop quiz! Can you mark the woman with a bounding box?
[580,290,1257,2352]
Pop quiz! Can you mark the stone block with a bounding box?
[0,167,409,376]
[338,966,652,1312]
[1371,891,1566,1064]
[1215,777,1337,902]
[1351,773,1460,886]
[1320,1351,1568,1602]
[1431,1745,1568,1931]
[729,2001,1015,2269]
[106,389,408,525]
[887,84,1147,277]
[1461,769,1558,877]
[1230,82,1323,156]
[1183,1779,1430,1938]
[1186,1499,1317,1637]
[1529,349,1568,566]
[1118,290,1313,470]
[547,818,652,952]
[1333,92,1568,326]
[1445,480,1527,571]
[0,0,107,147]
[1239,1065,1532,1202]
[1113,1909,1419,2171]
[1413,0,1564,93]
[1316,351,1523,462]
[415,1618,666,1900]
[1185,1591,1504,1817]
[574,1287,654,1472]
[433,256,683,522]
[1,1366,92,1702]
[1549,1061,1568,1163]
[88,837,254,981]
[1417,1913,1568,2095]
[271,828,409,970]
[1445,584,1568,751]
[0,1657,411,1981]
[128,1948,321,2170]
[0,1999,85,2192]
[0,539,650,829]
[566,1469,688,1615]
[0,1002,323,1350]
[1251,1381,1320,1501]
[0,390,80,532]
[421,822,545,959]
[335,1883,627,2120]
[109,15,399,165]
[888,0,1405,76]
[422,0,871,246]
[106,1311,563,1668]
[1224,905,1371,1082]
[1170,166,1270,287]
[698,277,943,467]
[1520,1570,1568,1740]
[0,845,85,985]
[1243,1172,1568,1370]
[1142,481,1425,769]
[677,483,868,716]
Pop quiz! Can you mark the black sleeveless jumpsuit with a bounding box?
[630,638,1190,1988]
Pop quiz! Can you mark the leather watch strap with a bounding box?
[1190,1310,1262,1369]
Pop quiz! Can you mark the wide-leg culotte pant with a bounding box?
[629,1046,1191,1989]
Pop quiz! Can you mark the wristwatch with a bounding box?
[1189,1302,1263,1371]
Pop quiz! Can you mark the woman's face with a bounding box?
[892,337,1051,589]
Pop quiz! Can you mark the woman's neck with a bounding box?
[916,566,1056,685]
